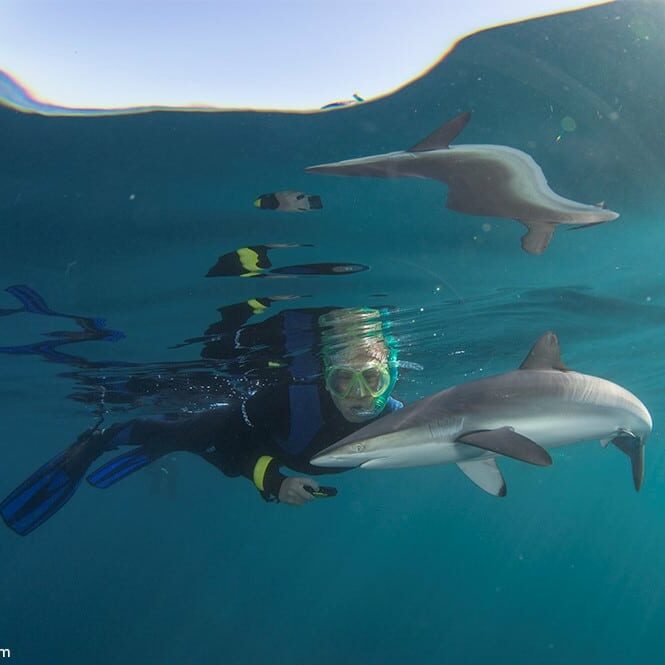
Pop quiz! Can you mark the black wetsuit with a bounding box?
[94,381,404,500]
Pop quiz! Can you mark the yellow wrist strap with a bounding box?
[252,455,274,492]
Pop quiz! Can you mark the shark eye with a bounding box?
[354,443,365,452]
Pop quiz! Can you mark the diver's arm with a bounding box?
[198,386,289,500]
[200,385,324,504]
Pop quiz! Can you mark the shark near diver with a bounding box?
[306,112,619,255]
[311,332,652,496]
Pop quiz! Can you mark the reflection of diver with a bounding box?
[205,243,368,278]
[253,190,322,212]
[1,308,405,535]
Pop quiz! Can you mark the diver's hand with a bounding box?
[278,477,320,506]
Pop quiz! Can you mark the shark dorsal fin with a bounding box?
[519,331,569,371]
[407,111,471,152]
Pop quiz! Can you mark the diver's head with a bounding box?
[319,308,398,423]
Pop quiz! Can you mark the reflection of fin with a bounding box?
[521,223,555,255]
[456,427,552,466]
[87,446,160,489]
[610,431,644,491]
[457,458,507,496]
[408,111,471,152]
[2,284,124,344]
[6,284,58,316]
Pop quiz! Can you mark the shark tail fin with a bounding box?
[609,431,645,491]
[408,111,471,152]
[520,223,555,255]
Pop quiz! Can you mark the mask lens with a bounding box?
[327,368,356,397]
[326,364,391,398]
[360,367,388,394]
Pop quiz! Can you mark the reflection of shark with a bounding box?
[306,112,619,255]
[311,332,652,496]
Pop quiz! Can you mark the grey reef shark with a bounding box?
[306,112,619,255]
[311,332,652,496]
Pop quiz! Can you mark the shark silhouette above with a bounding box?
[306,112,619,255]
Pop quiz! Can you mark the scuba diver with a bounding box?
[0,306,403,536]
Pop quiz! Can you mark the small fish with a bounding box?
[254,190,323,212]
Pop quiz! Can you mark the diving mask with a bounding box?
[324,361,392,400]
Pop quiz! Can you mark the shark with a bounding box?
[310,332,652,496]
[305,112,619,255]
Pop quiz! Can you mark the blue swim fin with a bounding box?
[1,450,83,536]
[86,446,159,489]
[1,427,106,536]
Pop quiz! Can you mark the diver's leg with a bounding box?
[87,406,238,489]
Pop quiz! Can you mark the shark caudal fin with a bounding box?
[457,458,507,497]
[407,111,471,152]
[607,432,645,491]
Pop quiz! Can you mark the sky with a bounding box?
[0,0,612,111]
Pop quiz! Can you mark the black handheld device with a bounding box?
[304,485,338,498]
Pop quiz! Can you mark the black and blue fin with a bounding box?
[519,331,569,371]
[6,284,59,316]
[456,427,552,467]
[86,446,160,489]
[408,111,471,152]
[0,450,82,536]
[456,458,507,497]
[610,432,644,491]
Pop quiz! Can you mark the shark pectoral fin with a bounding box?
[520,223,555,255]
[610,432,645,491]
[457,459,506,497]
[456,427,552,467]
[407,111,471,152]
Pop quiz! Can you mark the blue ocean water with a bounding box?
[2,3,665,664]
